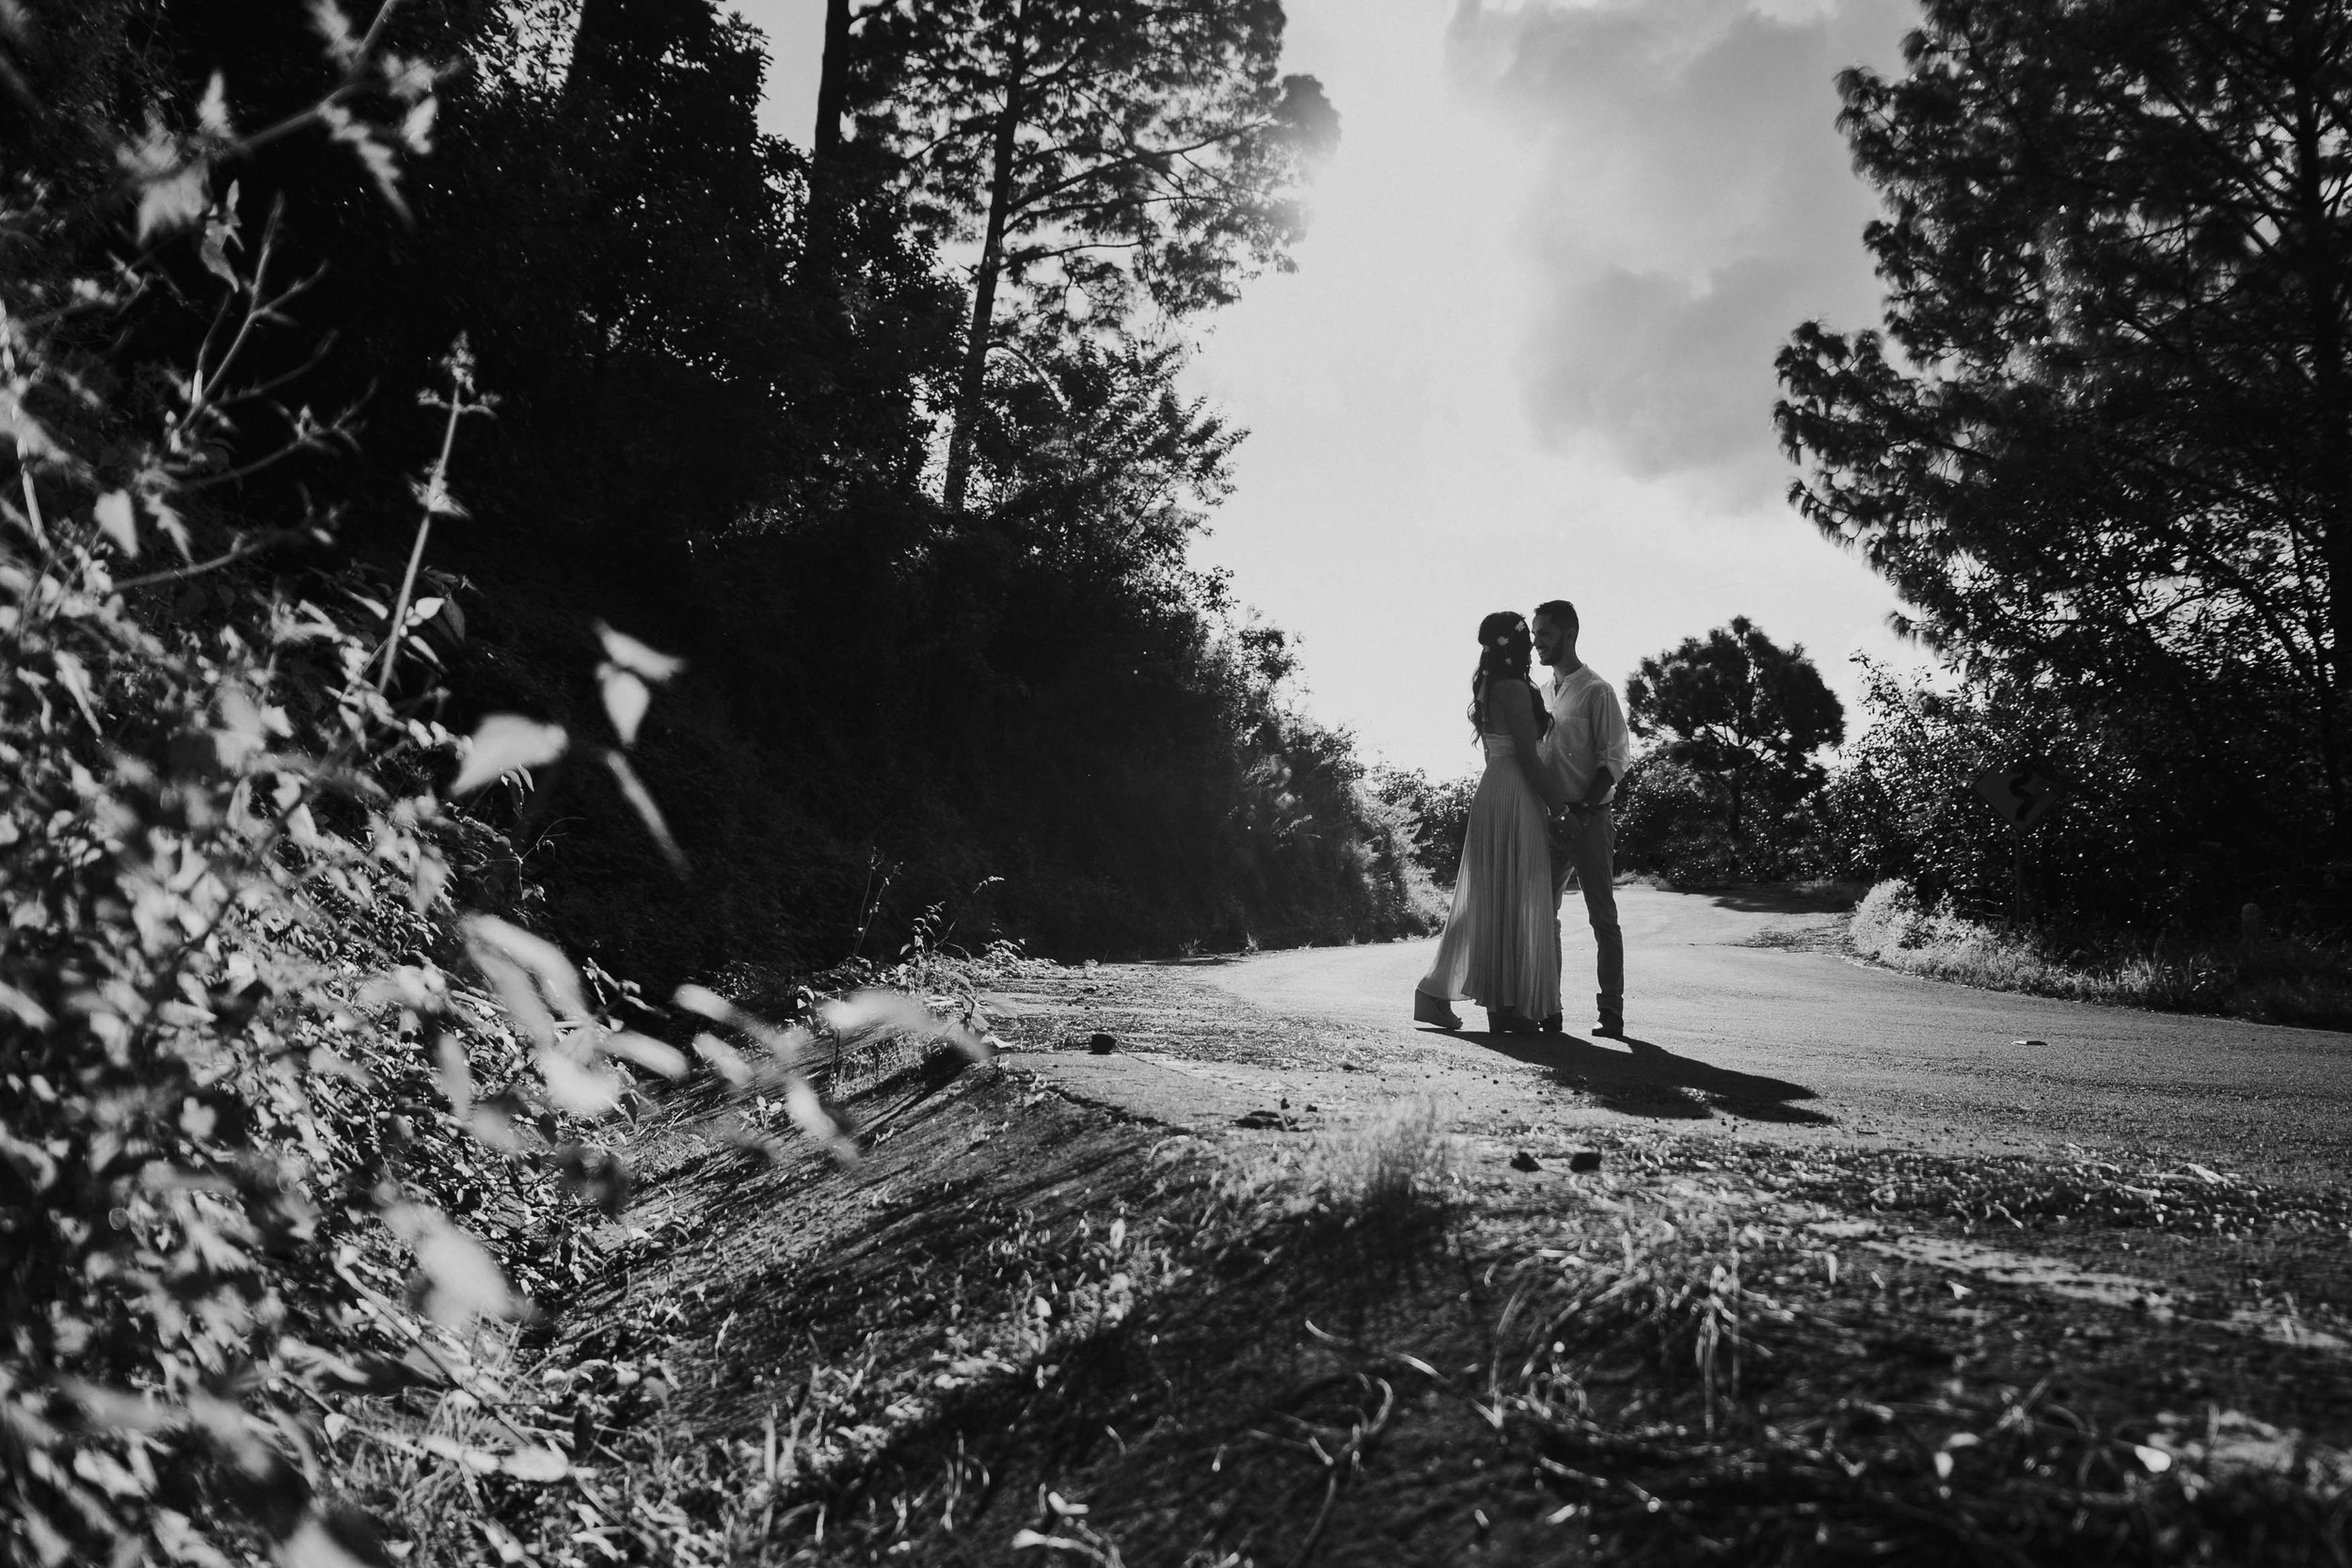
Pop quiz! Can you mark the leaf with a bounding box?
[0,979,52,1029]
[599,664,651,747]
[434,1032,473,1119]
[602,1031,687,1079]
[500,1446,570,1482]
[675,984,809,1071]
[62,1380,170,1433]
[466,916,588,1016]
[604,749,687,874]
[278,1505,398,1568]
[535,1047,624,1117]
[0,1128,56,1192]
[278,1517,377,1568]
[400,97,438,155]
[197,71,231,136]
[308,0,360,65]
[384,1204,512,1323]
[94,490,138,557]
[822,988,993,1063]
[450,714,566,797]
[144,494,192,558]
[691,1032,753,1088]
[596,622,685,683]
[673,985,733,1023]
[2134,1444,2173,1474]
[135,158,212,242]
[410,849,451,913]
[51,647,101,732]
[463,914,588,1048]
[469,1101,522,1153]
[782,1072,861,1167]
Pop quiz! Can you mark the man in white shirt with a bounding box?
[1533,599,1632,1037]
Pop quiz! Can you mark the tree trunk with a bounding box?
[564,0,628,102]
[801,0,853,289]
[943,63,1024,517]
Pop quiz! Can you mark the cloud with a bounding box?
[1450,0,1912,496]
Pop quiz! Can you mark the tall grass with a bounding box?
[1850,879,2352,1028]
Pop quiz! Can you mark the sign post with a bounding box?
[1973,758,2067,927]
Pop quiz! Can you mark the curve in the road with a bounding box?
[1194,886,2352,1188]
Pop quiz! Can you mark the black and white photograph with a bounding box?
[4,0,2350,1561]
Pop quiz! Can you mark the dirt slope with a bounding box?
[425,922,2352,1567]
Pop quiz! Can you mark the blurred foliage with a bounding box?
[0,24,625,1560]
[1775,0,2352,934]
[0,0,1397,1560]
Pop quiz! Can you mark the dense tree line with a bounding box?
[2,0,1428,986]
[1777,0,2352,933]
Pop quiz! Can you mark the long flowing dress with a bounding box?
[1417,727,1560,1020]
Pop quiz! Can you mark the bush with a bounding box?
[1614,757,1736,885]
[1371,766,1475,888]
[1822,658,2343,936]
[1614,756,1841,886]
[0,84,582,1556]
[0,30,916,1560]
[1848,880,2352,1026]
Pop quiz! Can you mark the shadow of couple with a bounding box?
[1425,1023,1833,1124]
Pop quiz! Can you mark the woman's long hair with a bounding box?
[1468,611,1551,740]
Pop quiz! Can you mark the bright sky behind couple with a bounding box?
[738,0,1928,779]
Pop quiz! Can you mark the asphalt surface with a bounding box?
[1179,886,2352,1189]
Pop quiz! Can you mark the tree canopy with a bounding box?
[1774,0,2352,842]
[857,0,1336,512]
[1627,617,1844,847]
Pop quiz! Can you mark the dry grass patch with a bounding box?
[1849,880,2352,1029]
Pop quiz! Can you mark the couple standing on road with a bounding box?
[1411,599,1632,1038]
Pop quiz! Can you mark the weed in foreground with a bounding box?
[1214,1097,1456,1246]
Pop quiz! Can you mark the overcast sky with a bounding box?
[735,0,1929,779]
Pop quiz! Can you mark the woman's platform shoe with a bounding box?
[1413,990,1463,1030]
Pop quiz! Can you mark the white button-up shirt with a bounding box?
[1542,663,1633,806]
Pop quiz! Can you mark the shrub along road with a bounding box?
[454,886,2352,1565]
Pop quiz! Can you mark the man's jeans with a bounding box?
[1549,802,1624,1023]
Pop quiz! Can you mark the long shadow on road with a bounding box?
[1432,1025,1834,1124]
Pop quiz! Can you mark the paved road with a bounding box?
[1187,887,2352,1188]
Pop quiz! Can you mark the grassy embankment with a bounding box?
[345,960,2352,1567]
[1844,881,2352,1031]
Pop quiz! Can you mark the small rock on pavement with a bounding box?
[1089,1032,1118,1053]
[1567,1150,1603,1173]
[1509,1150,1542,1173]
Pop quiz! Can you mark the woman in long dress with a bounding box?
[1413,612,1565,1034]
